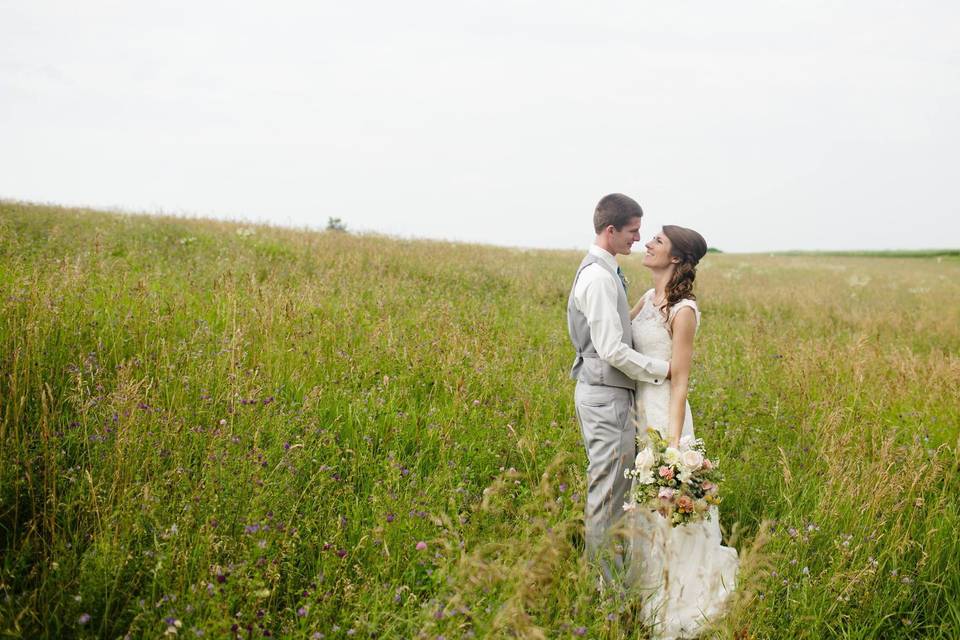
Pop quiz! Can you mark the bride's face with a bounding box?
[642,231,676,269]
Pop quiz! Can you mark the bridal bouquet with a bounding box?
[623,428,724,527]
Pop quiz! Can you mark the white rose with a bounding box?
[681,449,704,470]
[635,447,656,471]
[663,447,682,466]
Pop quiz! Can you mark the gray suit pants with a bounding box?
[574,381,636,581]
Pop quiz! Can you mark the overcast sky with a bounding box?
[2,1,958,252]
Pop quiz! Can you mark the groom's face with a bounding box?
[609,216,643,256]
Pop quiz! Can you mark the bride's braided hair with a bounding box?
[660,225,708,319]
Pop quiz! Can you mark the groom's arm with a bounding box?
[576,271,670,385]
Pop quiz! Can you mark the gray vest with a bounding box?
[567,253,635,390]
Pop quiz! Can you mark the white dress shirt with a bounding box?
[573,245,670,384]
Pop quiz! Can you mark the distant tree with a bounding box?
[706,247,723,253]
[326,217,347,232]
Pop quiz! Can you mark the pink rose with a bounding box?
[658,466,674,480]
[658,487,675,500]
[702,481,715,493]
[702,459,714,470]
[677,495,694,513]
[681,450,704,470]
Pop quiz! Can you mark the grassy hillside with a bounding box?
[1,201,958,639]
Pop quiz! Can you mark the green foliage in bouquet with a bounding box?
[625,428,725,526]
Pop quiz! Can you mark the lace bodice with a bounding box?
[631,289,700,361]
[631,289,700,440]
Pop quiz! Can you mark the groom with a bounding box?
[567,193,670,582]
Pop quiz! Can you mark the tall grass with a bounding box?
[1,201,958,638]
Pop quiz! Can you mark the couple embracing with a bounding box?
[567,194,738,639]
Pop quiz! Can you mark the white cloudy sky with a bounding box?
[2,1,958,252]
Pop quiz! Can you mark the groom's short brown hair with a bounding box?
[594,193,643,234]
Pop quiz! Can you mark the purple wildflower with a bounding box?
[78,613,91,625]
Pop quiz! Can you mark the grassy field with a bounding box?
[1,201,958,639]
[773,250,960,259]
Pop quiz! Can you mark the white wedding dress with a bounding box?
[627,290,738,639]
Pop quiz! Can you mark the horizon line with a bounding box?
[2,196,957,256]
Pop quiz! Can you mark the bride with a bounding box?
[626,225,738,639]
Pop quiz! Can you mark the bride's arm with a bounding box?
[666,307,697,447]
